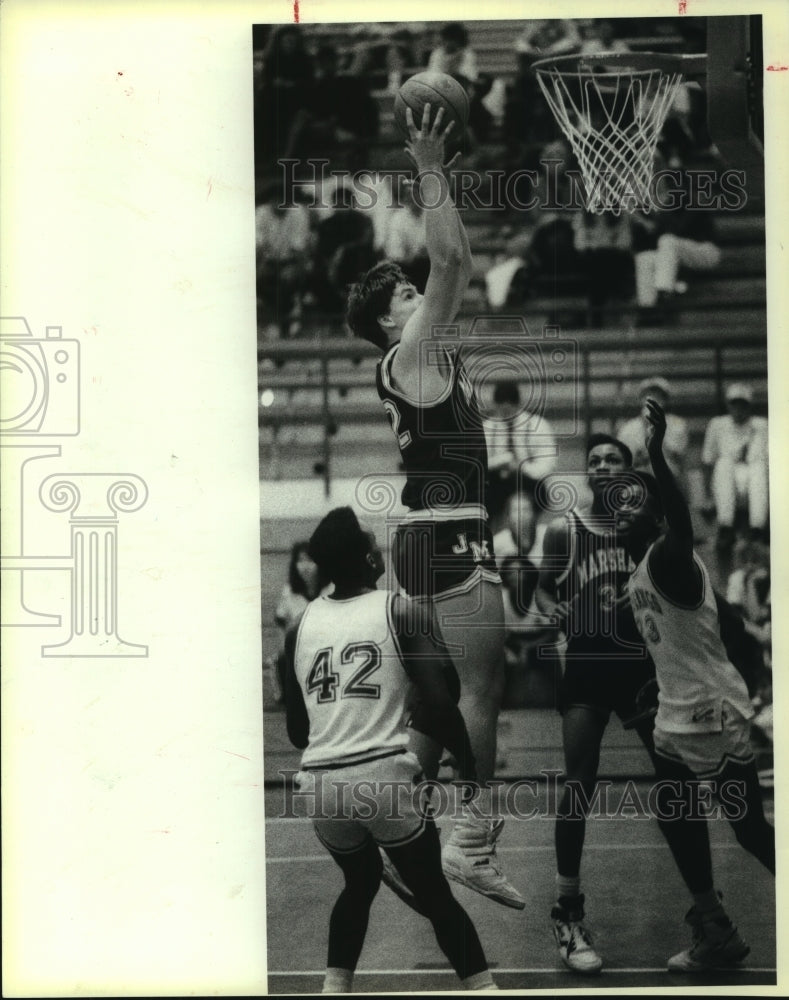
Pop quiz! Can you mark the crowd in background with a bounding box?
[256,18,769,749]
[255,17,726,341]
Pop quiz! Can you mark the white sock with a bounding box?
[322,967,353,993]
[462,970,497,990]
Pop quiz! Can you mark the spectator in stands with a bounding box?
[427,22,495,143]
[701,383,769,553]
[256,26,315,159]
[305,44,379,174]
[271,542,329,702]
[514,19,582,58]
[378,179,429,292]
[616,377,689,493]
[578,19,631,55]
[428,21,479,83]
[484,229,533,310]
[633,164,723,326]
[311,184,379,315]
[572,210,635,327]
[483,379,558,545]
[256,179,313,339]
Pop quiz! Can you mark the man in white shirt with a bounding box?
[483,379,557,552]
[701,384,769,552]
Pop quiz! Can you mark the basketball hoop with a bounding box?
[533,51,706,214]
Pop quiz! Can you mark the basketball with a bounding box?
[393,71,469,148]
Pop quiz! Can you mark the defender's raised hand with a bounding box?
[644,396,667,455]
[405,103,460,173]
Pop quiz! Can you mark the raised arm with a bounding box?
[391,104,472,398]
[391,594,476,783]
[644,398,701,601]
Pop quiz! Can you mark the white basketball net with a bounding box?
[535,58,686,214]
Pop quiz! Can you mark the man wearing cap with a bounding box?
[617,378,689,490]
[701,384,769,552]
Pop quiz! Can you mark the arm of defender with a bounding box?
[283,622,310,750]
[392,595,476,783]
[644,398,702,601]
[534,519,575,632]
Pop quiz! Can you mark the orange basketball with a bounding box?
[393,71,469,149]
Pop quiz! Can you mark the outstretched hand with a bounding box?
[404,103,461,173]
[644,396,667,455]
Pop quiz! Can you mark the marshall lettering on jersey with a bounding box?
[555,511,644,659]
[376,343,489,512]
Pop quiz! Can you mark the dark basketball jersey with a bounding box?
[376,343,489,512]
[555,511,645,661]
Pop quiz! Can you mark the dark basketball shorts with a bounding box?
[559,650,657,724]
[391,515,501,599]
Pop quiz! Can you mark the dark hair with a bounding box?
[586,432,633,467]
[493,380,520,407]
[309,507,371,588]
[287,541,326,598]
[346,261,408,349]
[440,22,469,47]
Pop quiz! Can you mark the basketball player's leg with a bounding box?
[634,720,716,896]
[432,577,506,783]
[432,575,524,909]
[384,821,496,991]
[715,759,775,873]
[551,704,607,974]
[647,730,752,972]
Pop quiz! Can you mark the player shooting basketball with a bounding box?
[346,101,523,909]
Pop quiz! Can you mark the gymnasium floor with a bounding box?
[263,780,775,993]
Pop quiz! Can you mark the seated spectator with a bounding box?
[701,383,769,553]
[427,22,494,143]
[255,26,314,160]
[256,179,313,339]
[483,379,557,542]
[428,21,479,82]
[271,542,329,702]
[377,180,429,291]
[578,19,631,55]
[633,164,723,325]
[484,230,533,310]
[514,19,582,58]
[311,184,379,315]
[616,377,689,491]
[572,210,635,326]
[304,44,379,174]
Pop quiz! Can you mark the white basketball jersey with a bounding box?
[628,546,754,733]
[294,590,410,769]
